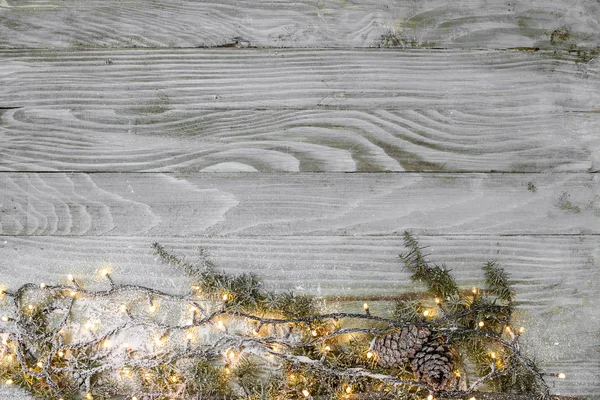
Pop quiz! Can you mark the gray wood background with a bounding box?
[0,0,599,397]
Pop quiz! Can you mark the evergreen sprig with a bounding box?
[0,236,553,400]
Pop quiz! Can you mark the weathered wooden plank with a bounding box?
[0,172,598,236]
[0,0,598,50]
[1,49,599,172]
[2,49,598,111]
[0,235,597,396]
[1,106,598,173]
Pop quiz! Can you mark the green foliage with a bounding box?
[399,232,460,298]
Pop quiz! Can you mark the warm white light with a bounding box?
[27,304,34,311]
[469,397,477,400]
[427,395,434,400]
[103,340,111,348]
[86,392,92,400]
[558,372,566,379]
[122,343,130,349]
[100,268,110,277]
[5,379,13,385]
[67,274,74,282]
[423,310,430,317]
[186,332,193,341]
[434,297,440,304]
[490,352,496,359]
[57,351,64,358]
[324,345,331,352]
[228,350,235,360]
[148,304,157,313]
[6,355,13,362]
[70,290,78,297]
[478,321,485,328]
[302,389,310,397]
[505,326,512,333]
[40,283,46,289]
[363,302,369,310]
[222,293,229,301]
[217,320,224,329]
[345,386,352,394]
[36,361,44,368]
[518,327,525,334]
[224,367,231,375]
[84,322,94,330]
[1,316,8,322]
[311,329,318,337]
[366,351,373,359]
[120,305,128,313]
[472,287,478,294]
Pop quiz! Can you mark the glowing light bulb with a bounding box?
[289,374,296,381]
[186,332,193,341]
[518,327,525,334]
[345,386,352,394]
[217,320,224,329]
[100,268,110,277]
[132,397,138,400]
[1,316,8,322]
[302,389,310,397]
[423,310,430,317]
[366,351,373,359]
[224,367,231,375]
[40,283,46,289]
[558,372,566,379]
[36,361,44,368]
[122,343,130,349]
[103,340,111,348]
[222,293,229,301]
[478,321,485,328]
[120,305,128,313]
[67,274,74,282]
[84,321,94,330]
[434,297,440,304]
[469,397,477,400]
[70,290,78,297]
[27,304,34,311]
[472,287,478,295]
[427,395,434,400]
[363,302,369,311]
[505,326,512,334]
[86,392,93,400]
[148,304,157,313]
[7,355,13,362]
[57,351,64,358]
[5,379,13,385]
[324,345,331,352]
[490,352,496,359]
[311,329,318,337]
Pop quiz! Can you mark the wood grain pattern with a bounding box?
[0,0,598,49]
[1,107,598,173]
[1,49,599,172]
[0,235,597,395]
[0,172,598,236]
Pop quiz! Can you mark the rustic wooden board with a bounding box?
[1,49,599,172]
[0,0,598,49]
[0,234,597,396]
[0,172,599,236]
[1,106,598,173]
[2,49,598,110]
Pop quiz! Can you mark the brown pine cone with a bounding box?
[372,325,430,368]
[410,339,455,390]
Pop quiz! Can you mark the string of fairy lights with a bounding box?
[0,246,569,400]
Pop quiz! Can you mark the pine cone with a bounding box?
[372,325,430,368]
[410,339,455,390]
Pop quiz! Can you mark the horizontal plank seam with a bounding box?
[0,46,574,52]
[0,171,596,175]
[1,233,599,238]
